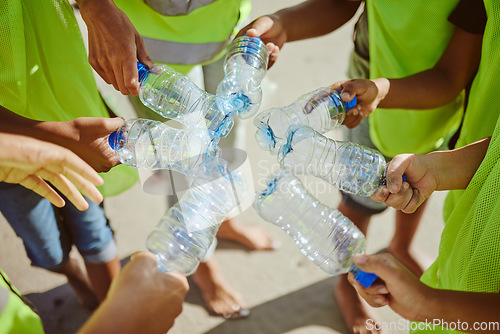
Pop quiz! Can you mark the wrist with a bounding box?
[372,78,390,105]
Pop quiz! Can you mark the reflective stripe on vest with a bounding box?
[142,36,229,64]
[143,0,217,16]
[114,0,251,65]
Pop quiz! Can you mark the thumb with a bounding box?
[136,35,155,69]
[103,117,125,133]
[246,16,275,37]
[353,253,401,284]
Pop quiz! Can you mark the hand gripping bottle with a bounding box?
[254,88,357,154]
[278,125,387,196]
[253,169,377,288]
[136,62,236,138]
[108,118,219,175]
[216,36,268,119]
[146,157,247,274]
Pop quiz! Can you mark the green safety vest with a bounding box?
[443,0,500,222]
[0,269,43,334]
[366,0,463,158]
[0,0,138,197]
[114,0,251,74]
[413,2,500,332]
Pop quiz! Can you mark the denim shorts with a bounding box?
[0,182,117,271]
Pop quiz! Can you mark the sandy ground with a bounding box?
[0,1,446,333]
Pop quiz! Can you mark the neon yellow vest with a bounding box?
[114,0,251,74]
[366,0,463,158]
[0,269,44,334]
[0,0,138,197]
[442,0,500,222]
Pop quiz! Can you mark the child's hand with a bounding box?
[330,79,388,128]
[0,133,104,210]
[370,153,438,213]
[348,253,431,322]
[236,15,286,68]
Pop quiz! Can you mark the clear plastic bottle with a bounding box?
[137,62,235,138]
[253,169,377,287]
[216,36,268,119]
[108,118,219,175]
[278,125,386,196]
[146,157,247,274]
[254,88,357,154]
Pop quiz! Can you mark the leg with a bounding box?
[192,257,249,319]
[54,253,99,310]
[386,199,428,277]
[0,183,99,308]
[335,200,380,334]
[216,218,276,250]
[85,257,121,301]
[62,200,121,302]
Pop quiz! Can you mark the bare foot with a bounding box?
[55,255,99,310]
[192,258,249,319]
[216,218,278,250]
[386,246,424,277]
[335,274,380,334]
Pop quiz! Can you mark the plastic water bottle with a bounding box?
[216,36,268,120]
[278,125,386,196]
[146,157,247,275]
[108,118,219,175]
[137,63,235,138]
[254,88,357,154]
[253,169,377,288]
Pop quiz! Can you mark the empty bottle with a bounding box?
[253,169,377,288]
[216,36,269,119]
[254,88,357,154]
[278,125,386,197]
[137,62,235,138]
[108,118,219,175]
[146,157,247,275]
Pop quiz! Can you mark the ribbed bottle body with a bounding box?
[278,125,386,196]
[254,88,355,154]
[108,118,219,174]
[147,158,247,275]
[254,170,366,276]
[217,36,268,119]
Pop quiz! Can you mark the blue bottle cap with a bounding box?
[350,264,377,288]
[108,131,119,150]
[336,90,357,111]
[137,62,150,82]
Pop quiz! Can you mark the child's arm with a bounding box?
[0,106,124,173]
[237,0,361,67]
[371,136,490,213]
[332,27,482,126]
[348,253,500,334]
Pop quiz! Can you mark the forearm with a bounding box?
[275,0,360,42]
[427,137,490,190]
[0,106,79,147]
[417,289,500,334]
[375,28,482,110]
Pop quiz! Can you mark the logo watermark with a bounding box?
[366,319,500,332]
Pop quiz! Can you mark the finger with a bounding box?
[246,16,275,37]
[340,80,368,102]
[19,175,66,208]
[353,253,403,283]
[385,155,412,193]
[90,58,112,86]
[329,79,351,92]
[384,182,413,210]
[100,60,120,92]
[56,166,103,204]
[136,34,155,68]
[121,57,140,96]
[370,185,390,202]
[402,188,424,214]
[36,169,90,211]
[267,44,280,68]
[348,273,389,307]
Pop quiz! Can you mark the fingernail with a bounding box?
[341,92,351,100]
[390,183,399,193]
